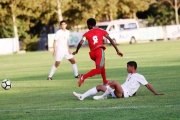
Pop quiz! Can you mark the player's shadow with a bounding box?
[13,65,179,82]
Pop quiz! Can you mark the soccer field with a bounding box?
[0,40,180,120]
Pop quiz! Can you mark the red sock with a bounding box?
[101,65,108,84]
[83,68,101,80]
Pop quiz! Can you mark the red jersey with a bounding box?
[82,28,108,51]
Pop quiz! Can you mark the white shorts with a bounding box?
[110,86,130,98]
[121,86,130,98]
[56,50,73,61]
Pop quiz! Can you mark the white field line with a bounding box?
[0,104,179,112]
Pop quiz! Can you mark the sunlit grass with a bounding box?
[0,40,180,120]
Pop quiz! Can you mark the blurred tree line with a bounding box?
[0,0,179,51]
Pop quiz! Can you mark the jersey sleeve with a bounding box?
[54,31,59,41]
[138,75,148,85]
[102,29,108,36]
[82,35,87,41]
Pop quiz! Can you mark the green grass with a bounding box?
[0,40,180,120]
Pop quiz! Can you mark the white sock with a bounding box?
[102,86,115,98]
[48,65,57,77]
[71,64,78,76]
[82,87,98,99]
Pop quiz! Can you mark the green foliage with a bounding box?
[117,0,156,18]
[0,19,13,38]
[147,3,176,25]
[0,2,13,38]
[0,0,178,42]
[20,35,39,51]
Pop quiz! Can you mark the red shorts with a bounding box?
[89,48,105,67]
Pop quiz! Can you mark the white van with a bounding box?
[96,19,139,44]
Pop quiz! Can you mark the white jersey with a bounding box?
[121,73,148,97]
[54,29,70,50]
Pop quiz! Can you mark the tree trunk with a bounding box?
[57,0,63,22]
[11,8,19,52]
[106,14,110,21]
[133,12,137,19]
[110,12,113,21]
[175,0,179,25]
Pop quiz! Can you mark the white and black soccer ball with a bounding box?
[1,79,12,90]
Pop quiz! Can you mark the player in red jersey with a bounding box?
[73,18,123,87]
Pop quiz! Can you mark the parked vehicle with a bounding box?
[96,19,140,44]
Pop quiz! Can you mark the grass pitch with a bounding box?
[0,40,180,120]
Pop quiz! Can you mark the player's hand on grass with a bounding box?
[117,51,123,57]
[155,93,164,95]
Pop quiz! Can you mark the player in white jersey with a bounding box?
[73,61,164,100]
[47,20,79,80]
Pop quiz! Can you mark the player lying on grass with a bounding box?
[73,61,164,100]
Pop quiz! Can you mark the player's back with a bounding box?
[83,28,107,51]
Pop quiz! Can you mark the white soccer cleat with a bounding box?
[93,95,107,100]
[73,92,84,100]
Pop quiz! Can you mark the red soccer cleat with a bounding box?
[78,74,84,87]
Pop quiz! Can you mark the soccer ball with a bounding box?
[1,79,12,90]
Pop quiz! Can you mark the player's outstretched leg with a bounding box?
[93,85,114,100]
[73,87,99,100]
[78,68,101,87]
[73,92,84,100]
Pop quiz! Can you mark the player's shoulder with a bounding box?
[135,73,144,76]
[66,29,70,33]
[56,29,62,33]
[135,73,146,80]
[96,27,106,31]
[83,30,92,36]
[84,28,106,35]
[92,28,106,32]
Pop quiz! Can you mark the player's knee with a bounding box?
[96,68,101,74]
[111,80,118,85]
[96,85,106,92]
[55,62,60,67]
[69,59,75,64]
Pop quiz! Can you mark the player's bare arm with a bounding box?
[72,40,84,55]
[104,34,123,57]
[145,84,164,95]
[53,40,57,57]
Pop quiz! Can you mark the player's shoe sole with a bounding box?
[73,92,84,100]
[78,74,84,87]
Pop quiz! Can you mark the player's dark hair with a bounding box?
[60,20,67,25]
[87,18,96,26]
[127,61,137,70]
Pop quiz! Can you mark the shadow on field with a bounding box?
[13,65,179,83]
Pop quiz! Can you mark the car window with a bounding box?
[119,23,137,31]
[96,25,108,30]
